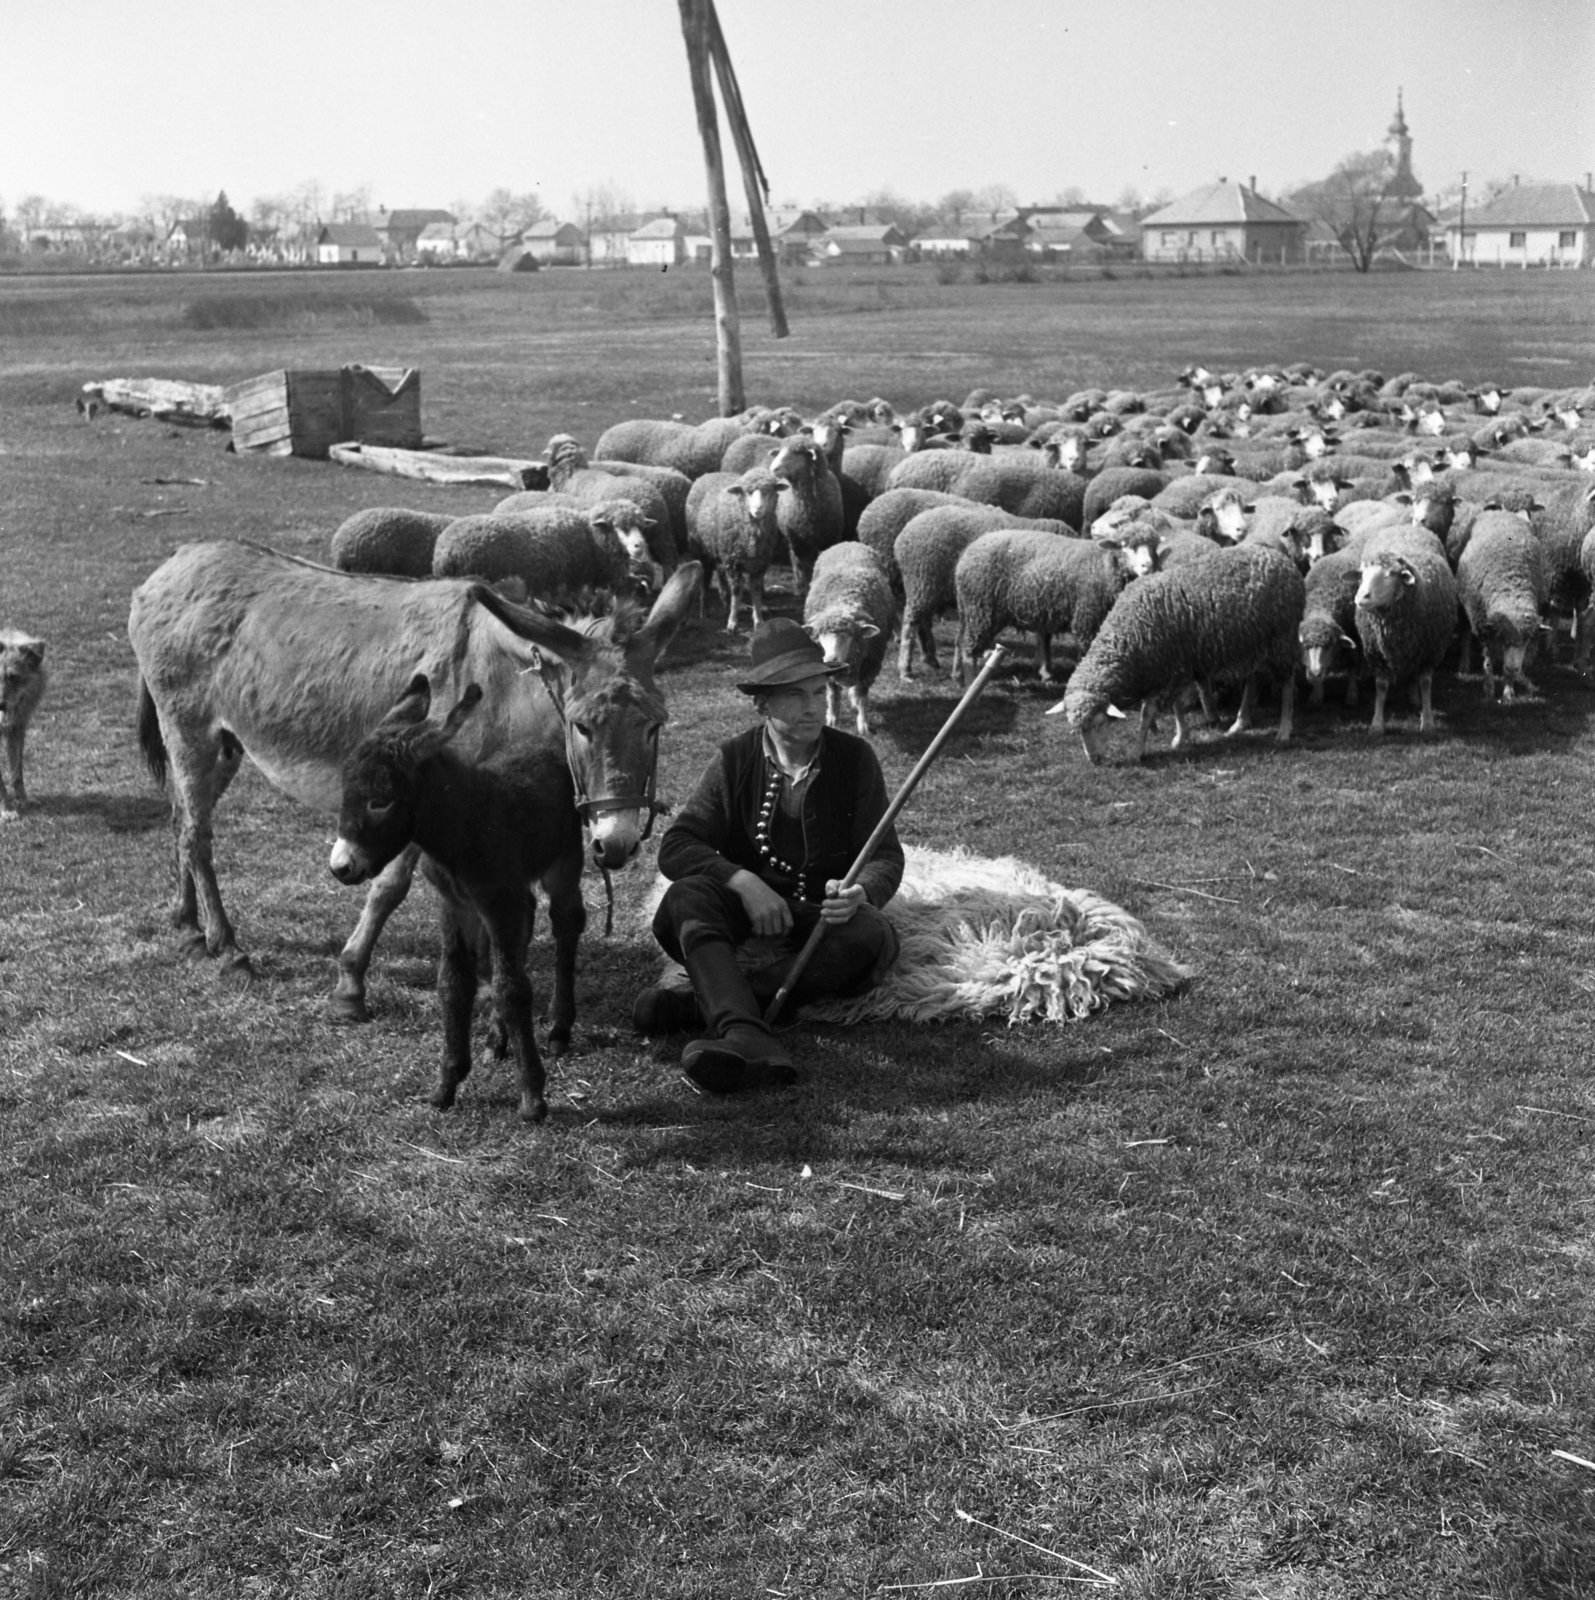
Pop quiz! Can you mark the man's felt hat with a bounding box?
[735,618,844,694]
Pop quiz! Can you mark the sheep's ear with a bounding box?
[726,484,748,500]
[1339,630,1358,649]
[774,478,792,493]
[1104,704,1128,720]
[858,622,880,639]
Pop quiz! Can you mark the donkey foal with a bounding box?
[329,676,586,1124]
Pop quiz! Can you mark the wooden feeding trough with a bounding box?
[226,365,423,458]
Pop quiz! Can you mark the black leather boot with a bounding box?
[678,940,796,1094]
[631,983,703,1035]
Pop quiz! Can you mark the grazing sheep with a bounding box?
[856,488,967,591]
[1081,466,1174,531]
[1352,528,1458,735]
[769,434,846,595]
[1150,470,1254,522]
[593,415,745,480]
[1054,543,1306,762]
[895,504,1074,679]
[950,455,1091,528]
[1,630,47,819]
[1528,480,1595,640]
[953,529,1137,684]
[329,508,459,577]
[433,502,650,596]
[802,543,897,736]
[540,435,684,570]
[684,467,789,632]
[1456,510,1550,700]
[328,676,586,1125]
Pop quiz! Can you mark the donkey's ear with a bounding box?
[384,674,433,725]
[636,560,704,666]
[411,684,482,760]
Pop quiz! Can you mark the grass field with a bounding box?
[2,263,1594,1598]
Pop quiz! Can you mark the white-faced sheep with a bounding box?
[769,435,846,595]
[1053,542,1306,762]
[540,435,684,570]
[953,529,1140,684]
[1297,534,1373,706]
[802,543,897,736]
[1081,465,1174,531]
[684,467,789,632]
[433,502,653,597]
[896,504,1074,679]
[1456,510,1550,700]
[1150,468,1254,522]
[330,508,459,577]
[1351,528,1458,735]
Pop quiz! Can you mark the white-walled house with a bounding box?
[1141,181,1304,265]
[626,216,686,267]
[317,223,384,265]
[1446,184,1594,267]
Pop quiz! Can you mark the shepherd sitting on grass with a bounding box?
[634,618,902,1094]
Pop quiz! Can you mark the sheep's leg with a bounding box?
[2,725,26,809]
[485,901,546,1125]
[824,678,842,728]
[540,850,586,1063]
[1456,629,1474,675]
[952,624,970,686]
[1369,676,1390,736]
[1275,676,1296,743]
[1417,671,1437,733]
[1169,702,1189,751]
[1226,676,1258,734]
[1135,701,1155,761]
[330,843,419,1023]
[1037,632,1057,683]
[1575,604,1594,674]
[919,617,941,671]
[432,900,482,1112]
[1482,652,1498,701]
[851,685,870,738]
[1195,679,1218,724]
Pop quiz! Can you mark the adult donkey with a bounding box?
[130,538,700,1020]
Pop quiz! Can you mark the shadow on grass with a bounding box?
[32,790,169,831]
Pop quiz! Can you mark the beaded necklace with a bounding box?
[754,757,811,900]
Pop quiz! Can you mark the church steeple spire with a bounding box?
[1385,88,1424,200]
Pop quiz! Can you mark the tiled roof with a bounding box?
[1142,183,1303,228]
[319,223,383,247]
[1459,184,1595,229]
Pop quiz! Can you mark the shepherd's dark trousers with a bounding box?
[652,875,899,1005]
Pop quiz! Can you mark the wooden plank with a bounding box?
[328,442,544,488]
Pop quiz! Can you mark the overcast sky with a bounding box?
[6,0,1594,220]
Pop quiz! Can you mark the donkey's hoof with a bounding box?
[180,931,210,962]
[518,1095,549,1125]
[219,953,256,989]
[327,991,372,1026]
[429,1084,458,1111]
[545,1032,570,1060]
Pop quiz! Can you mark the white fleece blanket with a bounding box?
[647,845,1193,1027]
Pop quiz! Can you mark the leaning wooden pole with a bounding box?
[704,1,789,339]
[678,0,744,415]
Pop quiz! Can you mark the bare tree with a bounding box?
[938,189,975,228]
[1286,149,1398,273]
[14,194,50,241]
[973,183,1019,217]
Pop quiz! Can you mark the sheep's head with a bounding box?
[1353,554,1418,615]
[769,438,822,484]
[1194,446,1236,476]
[727,470,789,531]
[1197,488,1252,544]
[546,433,589,478]
[1292,509,1341,566]
[1297,618,1358,683]
[588,499,661,591]
[804,611,879,681]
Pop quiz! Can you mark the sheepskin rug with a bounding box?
[648,846,1192,1027]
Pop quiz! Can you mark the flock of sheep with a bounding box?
[330,363,1595,760]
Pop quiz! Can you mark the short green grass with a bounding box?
[2,264,1593,1598]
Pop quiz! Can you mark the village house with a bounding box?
[1141,180,1305,265]
[367,208,456,263]
[515,218,587,266]
[813,224,907,265]
[627,215,687,268]
[1447,182,1595,267]
[317,222,384,265]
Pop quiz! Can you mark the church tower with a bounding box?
[1385,89,1424,200]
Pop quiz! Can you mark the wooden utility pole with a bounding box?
[679,0,744,414]
[704,2,789,338]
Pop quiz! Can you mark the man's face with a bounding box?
[760,675,830,747]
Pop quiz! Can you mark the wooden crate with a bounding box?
[225,365,422,458]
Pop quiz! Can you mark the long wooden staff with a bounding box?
[763,645,1007,1024]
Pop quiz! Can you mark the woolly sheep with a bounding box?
[1150,470,1254,522]
[1351,527,1458,736]
[1053,542,1306,762]
[802,542,897,736]
[896,504,1074,679]
[769,434,846,595]
[432,501,648,597]
[593,415,745,480]
[1298,533,1374,707]
[683,467,790,632]
[541,435,684,570]
[842,441,910,500]
[953,529,1137,684]
[1456,510,1550,701]
[1081,466,1174,531]
[856,488,967,591]
[330,508,459,577]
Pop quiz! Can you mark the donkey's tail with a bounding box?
[135,677,168,789]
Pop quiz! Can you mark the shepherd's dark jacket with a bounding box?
[657,725,904,908]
